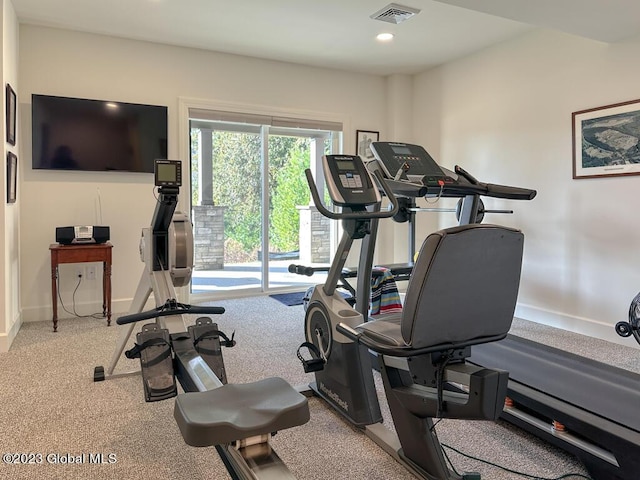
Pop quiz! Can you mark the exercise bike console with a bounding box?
[305,154,399,220]
[323,154,380,206]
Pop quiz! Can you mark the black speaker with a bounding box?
[56,226,110,245]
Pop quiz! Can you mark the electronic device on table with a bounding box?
[56,226,110,245]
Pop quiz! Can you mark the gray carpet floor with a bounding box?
[0,295,618,479]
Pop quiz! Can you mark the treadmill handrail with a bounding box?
[452,165,536,200]
[378,168,536,201]
[484,183,537,200]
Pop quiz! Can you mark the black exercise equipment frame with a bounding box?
[94,161,308,480]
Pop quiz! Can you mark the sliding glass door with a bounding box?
[189,114,341,297]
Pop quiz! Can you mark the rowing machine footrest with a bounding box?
[188,317,230,385]
[128,323,177,402]
[297,342,325,373]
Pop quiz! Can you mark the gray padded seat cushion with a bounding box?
[357,314,404,346]
[174,377,310,447]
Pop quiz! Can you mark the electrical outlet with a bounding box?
[86,266,97,280]
[75,267,84,278]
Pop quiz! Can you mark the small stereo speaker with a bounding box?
[56,226,110,245]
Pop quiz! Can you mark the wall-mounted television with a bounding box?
[32,94,168,173]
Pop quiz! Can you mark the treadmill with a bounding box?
[366,141,640,480]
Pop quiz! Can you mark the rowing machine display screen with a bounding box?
[155,160,182,187]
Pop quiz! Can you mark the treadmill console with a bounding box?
[322,154,381,207]
[369,142,453,187]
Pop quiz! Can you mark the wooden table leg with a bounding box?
[51,265,58,332]
[104,261,112,326]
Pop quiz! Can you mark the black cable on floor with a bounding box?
[441,442,592,480]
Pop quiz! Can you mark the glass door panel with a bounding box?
[190,125,263,294]
[266,134,331,290]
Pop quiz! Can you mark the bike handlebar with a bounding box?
[305,168,399,220]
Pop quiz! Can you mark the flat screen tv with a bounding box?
[32,94,168,173]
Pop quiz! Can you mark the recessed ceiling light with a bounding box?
[376,33,394,42]
[105,102,119,109]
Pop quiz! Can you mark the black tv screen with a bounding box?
[32,94,168,173]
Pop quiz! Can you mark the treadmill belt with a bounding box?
[469,334,640,433]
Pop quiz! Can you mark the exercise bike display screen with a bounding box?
[336,159,356,171]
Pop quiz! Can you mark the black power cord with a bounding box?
[428,419,592,480]
[56,273,106,320]
[441,441,592,480]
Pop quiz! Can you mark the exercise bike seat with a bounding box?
[357,315,404,346]
[174,376,310,447]
[356,224,524,353]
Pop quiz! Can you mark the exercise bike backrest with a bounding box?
[305,154,400,221]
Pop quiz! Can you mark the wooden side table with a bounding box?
[49,242,113,332]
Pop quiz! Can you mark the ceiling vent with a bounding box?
[370,3,421,24]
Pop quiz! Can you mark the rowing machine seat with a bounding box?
[174,377,310,447]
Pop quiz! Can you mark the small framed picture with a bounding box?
[7,151,17,203]
[5,84,16,146]
[356,130,379,161]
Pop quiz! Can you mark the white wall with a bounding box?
[18,24,640,349]
[413,29,640,346]
[373,74,443,269]
[0,0,20,352]
[18,25,390,323]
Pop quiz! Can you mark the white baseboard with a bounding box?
[0,313,23,352]
[20,298,140,324]
[515,302,638,349]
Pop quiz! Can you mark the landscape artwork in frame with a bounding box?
[356,130,379,161]
[572,99,640,179]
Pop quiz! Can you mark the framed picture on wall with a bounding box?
[572,99,640,179]
[5,84,16,146]
[356,130,379,161]
[7,151,17,203]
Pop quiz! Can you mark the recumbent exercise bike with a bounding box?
[298,153,525,480]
